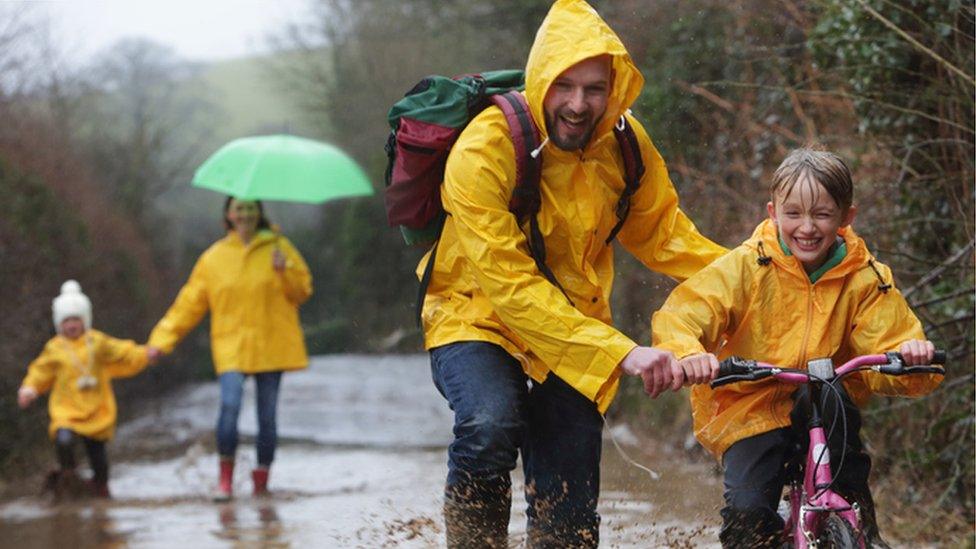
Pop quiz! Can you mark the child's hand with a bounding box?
[17,386,37,409]
[899,339,935,366]
[146,346,163,365]
[678,353,720,385]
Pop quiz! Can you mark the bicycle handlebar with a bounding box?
[710,350,946,389]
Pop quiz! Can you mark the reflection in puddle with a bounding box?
[214,501,287,547]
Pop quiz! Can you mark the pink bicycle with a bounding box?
[710,350,946,548]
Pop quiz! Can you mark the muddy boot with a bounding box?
[88,479,111,499]
[443,477,511,548]
[43,469,63,494]
[213,457,234,502]
[52,469,88,501]
[719,506,784,548]
[252,467,270,497]
[848,491,890,549]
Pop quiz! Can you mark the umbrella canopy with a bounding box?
[192,135,374,203]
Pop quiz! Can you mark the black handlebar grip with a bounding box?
[716,358,738,378]
[710,376,741,389]
[932,350,947,364]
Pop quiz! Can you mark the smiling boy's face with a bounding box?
[60,317,85,339]
[767,174,857,274]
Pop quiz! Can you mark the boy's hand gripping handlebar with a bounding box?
[710,351,946,389]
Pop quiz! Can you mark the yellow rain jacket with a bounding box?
[421,0,726,413]
[652,219,942,458]
[149,230,312,374]
[21,330,149,440]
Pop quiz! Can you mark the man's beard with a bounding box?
[544,110,597,151]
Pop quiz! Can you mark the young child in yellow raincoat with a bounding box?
[17,280,155,498]
[652,147,942,548]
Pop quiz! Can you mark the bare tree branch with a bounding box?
[903,239,976,299]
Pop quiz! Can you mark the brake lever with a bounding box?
[710,368,774,389]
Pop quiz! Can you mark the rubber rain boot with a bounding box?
[848,490,891,549]
[89,479,111,499]
[443,477,511,548]
[213,457,234,502]
[252,467,270,497]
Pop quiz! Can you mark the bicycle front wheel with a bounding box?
[821,513,859,549]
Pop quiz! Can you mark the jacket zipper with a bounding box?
[798,282,814,367]
[773,276,815,422]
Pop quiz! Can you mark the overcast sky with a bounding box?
[38,0,312,64]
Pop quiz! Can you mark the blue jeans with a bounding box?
[431,341,603,547]
[217,371,283,466]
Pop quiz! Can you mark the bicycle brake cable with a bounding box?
[810,373,852,499]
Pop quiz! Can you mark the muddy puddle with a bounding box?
[0,354,724,548]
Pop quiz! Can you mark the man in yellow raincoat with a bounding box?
[652,148,942,547]
[421,1,725,545]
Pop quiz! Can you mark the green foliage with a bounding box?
[811,0,975,260]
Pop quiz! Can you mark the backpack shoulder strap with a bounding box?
[490,91,541,222]
[606,114,645,244]
[490,91,573,306]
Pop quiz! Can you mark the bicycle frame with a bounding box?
[752,355,896,549]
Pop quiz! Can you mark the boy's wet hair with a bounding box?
[770,147,853,211]
[223,196,272,231]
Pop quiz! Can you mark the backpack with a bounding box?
[383,69,645,322]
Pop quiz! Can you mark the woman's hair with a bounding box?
[223,196,272,231]
[770,146,853,211]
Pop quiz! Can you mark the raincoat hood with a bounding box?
[525,0,644,146]
[747,219,872,282]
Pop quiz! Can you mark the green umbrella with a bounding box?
[192,135,374,203]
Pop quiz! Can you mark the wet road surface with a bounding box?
[0,354,724,548]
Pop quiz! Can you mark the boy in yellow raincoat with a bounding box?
[652,147,942,548]
[17,280,155,498]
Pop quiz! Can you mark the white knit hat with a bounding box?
[52,280,92,332]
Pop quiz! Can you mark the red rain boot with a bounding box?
[213,457,234,502]
[89,479,111,499]
[252,467,269,497]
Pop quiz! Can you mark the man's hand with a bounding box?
[899,339,935,366]
[17,386,37,409]
[677,353,720,385]
[619,346,680,398]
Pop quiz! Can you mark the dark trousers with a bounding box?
[719,385,876,548]
[217,371,283,466]
[431,341,603,548]
[55,428,108,483]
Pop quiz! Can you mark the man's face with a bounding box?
[543,56,612,151]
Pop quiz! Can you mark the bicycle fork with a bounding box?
[792,384,865,549]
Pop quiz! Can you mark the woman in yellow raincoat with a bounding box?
[148,197,312,501]
[422,1,725,545]
[18,280,152,498]
[652,148,942,547]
